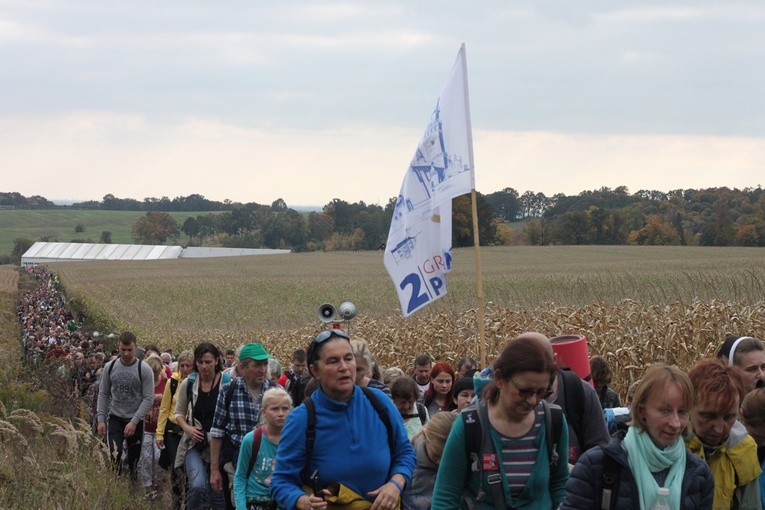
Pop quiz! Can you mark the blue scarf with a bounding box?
[623,427,686,510]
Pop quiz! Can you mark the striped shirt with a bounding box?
[498,404,543,497]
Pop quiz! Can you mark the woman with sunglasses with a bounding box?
[270,329,415,510]
[431,334,569,509]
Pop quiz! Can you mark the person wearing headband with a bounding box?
[717,335,765,393]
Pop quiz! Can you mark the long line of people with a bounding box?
[16,267,765,509]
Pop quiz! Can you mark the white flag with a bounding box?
[384,44,475,317]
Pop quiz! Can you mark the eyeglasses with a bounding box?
[313,328,350,344]
[510,377,553,400]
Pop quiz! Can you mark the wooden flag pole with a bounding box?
[470,188,487,368]
[458,44,486,368]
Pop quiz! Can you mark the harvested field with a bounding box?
[49,245,765,398]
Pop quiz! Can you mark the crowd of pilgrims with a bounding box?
[16,265,765,510]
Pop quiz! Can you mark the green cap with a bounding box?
[239,342,272,362]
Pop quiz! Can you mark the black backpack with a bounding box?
[415,402,428,426]
[169,377,179,397]
[597,451,621,510]
[402,402,428,426]
[284,371,309,405]
[461,399,564,507]
[106,357,144,384]
[558,369,585,452]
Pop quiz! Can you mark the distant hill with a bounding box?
[0,209,208,256]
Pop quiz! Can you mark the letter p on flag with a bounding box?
[384,44,475,317]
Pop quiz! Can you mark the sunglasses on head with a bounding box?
[313,328,350,344]
[307,328,350,365]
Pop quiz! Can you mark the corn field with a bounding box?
[47,246,765,399]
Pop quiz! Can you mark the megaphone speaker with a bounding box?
[317,303,337,323]
[338,301,357,321]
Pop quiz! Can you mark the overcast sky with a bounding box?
[1,1,763,207]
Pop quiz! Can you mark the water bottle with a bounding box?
[650,487,671,510]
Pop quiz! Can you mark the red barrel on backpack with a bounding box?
[550,335,593,386]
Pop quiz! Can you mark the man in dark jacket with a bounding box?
[412,353,432,398]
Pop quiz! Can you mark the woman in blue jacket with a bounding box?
[562,363,713,510]
[270,329,415,510]
[431,334,569,509]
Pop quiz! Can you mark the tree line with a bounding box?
[136,186,765,249]
[486,186,765,247]
[128,195,500,252]
[3,185,765,259]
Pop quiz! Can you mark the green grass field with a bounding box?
[0,209,204,255]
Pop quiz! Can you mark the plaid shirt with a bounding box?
[210,377,275,448]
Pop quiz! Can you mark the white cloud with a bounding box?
[593,4,765,24]
[0,18,91,47]
[1,113,762,206]
[476,130,765,195]
[593,7,703,23]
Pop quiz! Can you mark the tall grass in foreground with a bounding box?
[1,245,764,507]
[0,408,145,509]
[0,267,159,509]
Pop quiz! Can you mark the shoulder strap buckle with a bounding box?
[486,473,502,485]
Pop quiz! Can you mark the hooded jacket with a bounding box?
[685,420,761,510]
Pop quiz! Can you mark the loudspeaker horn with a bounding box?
[337,301,357,321]
[317,303,337,323]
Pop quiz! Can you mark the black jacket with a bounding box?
[561,430,714,510]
